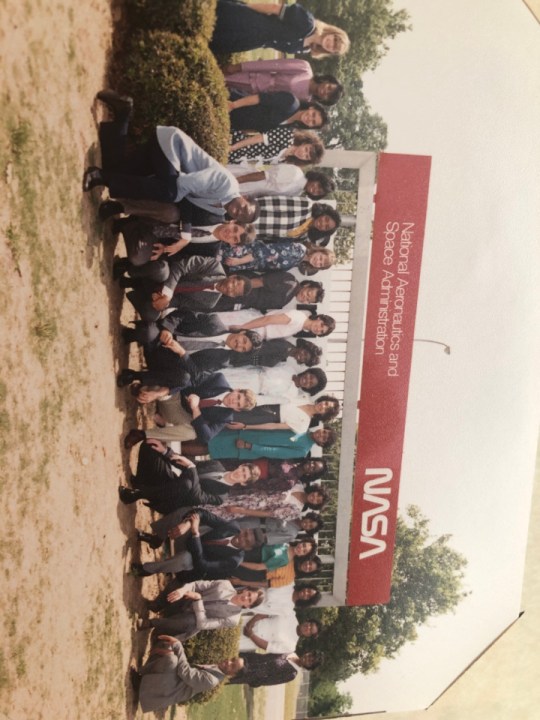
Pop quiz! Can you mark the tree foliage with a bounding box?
[300,506,468,682]
[308,681,353,717]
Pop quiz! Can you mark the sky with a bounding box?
[338,0,540,712]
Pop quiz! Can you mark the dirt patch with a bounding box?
[0,1,186,718]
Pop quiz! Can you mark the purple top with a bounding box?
[225,59,313,101]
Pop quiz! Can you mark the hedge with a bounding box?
[182,625,241,705]
[119,30,230,160]
[125,0,218,41]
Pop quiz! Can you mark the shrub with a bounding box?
[126,0,217,41]
[119,31,230,160]
[183,625,241,705]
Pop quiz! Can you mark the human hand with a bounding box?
[151,243,166,260]
[166,588,187,603]
[190,513,201,533]
[152,292,170,311]
[183,591,202,601]
[187,394,200,411]
[145,438,167,454]
[137,387,167,404]
[159,329,173,345]
[236,439,251,449]
[168,520,191,539]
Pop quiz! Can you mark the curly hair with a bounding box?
[304,169,336,199]
[296,368,327,395]
[304,483,329,510]
[310,22,350,59]
[283,130,325,166]
[295,337,323,366]
[291,101,329,129]
[312,74,345,106]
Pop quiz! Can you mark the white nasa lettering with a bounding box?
[359,468,393,560]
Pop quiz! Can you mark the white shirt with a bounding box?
[220,366,309,405]
[226,163,306,197]
[214,309,309,341]
[240,612,298,654]
[253,586,295,616]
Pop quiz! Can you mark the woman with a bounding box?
[227,165,335,200]
[210,2,350,58]
[229,92,328,133]
[228,396,340,436]
[220,366,328,406]
[232,538,317,586]
[254,199,341,245]
[214,307,336,340]
[223,58,344,106]
[228,127,325,166]
[198,482,328,522]
[220,239,335,274]
[295,554,322,578]
[245,458,328,491]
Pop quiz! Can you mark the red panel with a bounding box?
[346,153,432,605]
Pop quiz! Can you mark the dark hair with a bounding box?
[313,314,336,337]
[301,511,324,534]
[229,274,253,295]
[304,170,336,199]
[297,367,327,395]
[291,101,329,129]
[294,583,321,608]
[300,617,322,635]
[294,554,322,576]
[298,460,328,482]
[228,328,263,352]
[314,426,338,449]
[291,536,317,557]
[313,74,344,105]
[313,394,340,422]
[300,651,324,670]
[306,203,341,242]
[304,483,329,510]
[251,528,266,547]
[297,280,325,304]
[294,338,322,367]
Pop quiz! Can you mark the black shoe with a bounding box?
[130,562,151,578]
[111,218,131,236]
[117,369,140,387]
[99,200,125,221]
[96,89,133,121]
[121,326,137,344]
[112,257,131,281]
[83,166,104,192]
[124,428,146,449]
[119,487,141,504]
[118,276,137,289]
[137,530,163,550]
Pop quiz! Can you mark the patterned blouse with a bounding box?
[199,483,305,522]
[220,239,306,272]
[228,126,296,164]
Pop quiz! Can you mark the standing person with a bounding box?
[223,58,344,106]
[214,307,336,340]
[229,93,328,133]
[228,128,324,166]
[227,650,322,687]
[204,426,337,461]
[133,636,244,712]
[209,1,350,58]
[220,238,335,274]
[253,197,341,245]
[227,165,335,200]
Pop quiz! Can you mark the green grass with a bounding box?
[187,683,249,720]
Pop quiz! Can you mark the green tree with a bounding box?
[308,681,353,717]
[300,506,468,682]
[322,95,388,151]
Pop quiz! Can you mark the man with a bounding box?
[212,272,324,312]
[228,650,322,688]
[133,635,244,712]
[123,372,257,446]
[118,439,261,515]
[240,613,321,653]
[139,580,264,639]
[84,92,260,222]
[131,508,265,580]
[123,254,253,322]
[117,328,263,388]
[112,216,255,274]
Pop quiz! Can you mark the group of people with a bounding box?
[84,2,352,712]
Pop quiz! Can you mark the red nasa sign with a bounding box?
[347,153,431,605]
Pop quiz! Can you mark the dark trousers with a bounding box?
[99,121,179,201]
